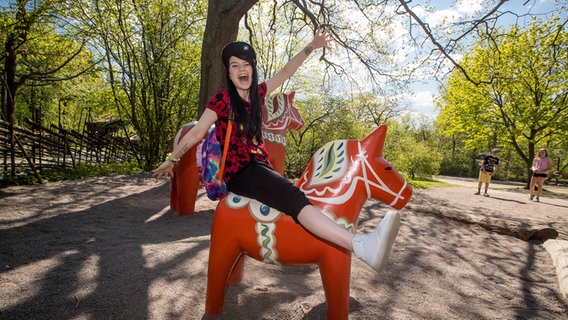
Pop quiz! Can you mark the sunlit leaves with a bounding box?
[437,16,567,180]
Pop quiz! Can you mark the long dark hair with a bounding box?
[223,48,262,141]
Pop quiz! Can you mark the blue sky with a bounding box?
[405,0,564,117]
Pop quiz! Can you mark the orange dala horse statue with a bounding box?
[169,91,303,215]
[205,124,412,319]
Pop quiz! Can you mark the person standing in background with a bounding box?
[475,148,500,197]
[529,148,553,202]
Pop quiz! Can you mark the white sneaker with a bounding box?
[352,211,401,272]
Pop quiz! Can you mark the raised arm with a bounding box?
[152,108,218,179]
[265,26,333,95]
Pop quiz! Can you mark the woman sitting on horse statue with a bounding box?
[152,26,401,273]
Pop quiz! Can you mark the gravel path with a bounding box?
[0,173,566,319]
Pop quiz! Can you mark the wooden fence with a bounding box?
[1,118,139,183]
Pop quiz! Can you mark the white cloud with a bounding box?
[407,90,437,116]
[457,0,483,14]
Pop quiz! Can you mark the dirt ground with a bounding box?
[1,173,567,320]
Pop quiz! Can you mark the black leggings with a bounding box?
[226,160,312,223]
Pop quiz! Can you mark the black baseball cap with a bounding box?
[222,42,257,69]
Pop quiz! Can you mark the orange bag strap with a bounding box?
[217,111,233,184]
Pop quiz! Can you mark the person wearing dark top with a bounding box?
[475,148,500,197]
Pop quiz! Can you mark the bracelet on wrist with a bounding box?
[165,153,179,164]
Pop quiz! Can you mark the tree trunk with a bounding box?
[198,0,258,113]
[3,29,20,178]
[525,142,535,189]
[2,1,31,177]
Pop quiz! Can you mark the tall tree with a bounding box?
[437,18,568,186]
[198,0,258,112]
[1,0,92,177]
[74,0,206,167]
[198,0,413,112]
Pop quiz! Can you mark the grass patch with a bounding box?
[407,176,455,190]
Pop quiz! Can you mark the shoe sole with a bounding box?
[372,211,401,272]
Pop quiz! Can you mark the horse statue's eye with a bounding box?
[385,166,392,171]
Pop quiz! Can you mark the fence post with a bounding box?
[14,133,42,183]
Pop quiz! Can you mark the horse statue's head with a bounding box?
[262,91,303,174]
[297,125,412,223]
[262,91,303,135]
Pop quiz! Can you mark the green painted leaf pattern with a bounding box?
[311,140,347,187]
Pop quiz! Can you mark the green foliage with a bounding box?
[436,17,568,183]
[283,93,371,178]
[436,131,479,177]
[1,0,102,127]
[14,70,118,132]
[2,0,207,180]
[405,177,442,190]
[384,115,441,179]
[67,0,207,168]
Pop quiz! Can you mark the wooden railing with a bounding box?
[1,118,138,183]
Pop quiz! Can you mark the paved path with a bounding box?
[434,175,568,195]
[430,175,567,239]
[420,176,568,299]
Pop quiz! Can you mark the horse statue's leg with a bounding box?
[204,213,243,316]
[170,170,179,212]
[319,249,352,320]
[227,255,245,285]
[205,246,241,316]
[172,144,200,216]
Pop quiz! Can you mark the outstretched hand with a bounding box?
[265,25,334,94]
[312,26,333,51]
[152,161,174,179]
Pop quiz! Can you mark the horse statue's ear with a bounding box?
[289,91,295,100]
[362,125,387,157]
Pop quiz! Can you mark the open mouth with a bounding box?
[238,75,249,82]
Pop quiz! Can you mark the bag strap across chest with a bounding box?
[218,111,233,184]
